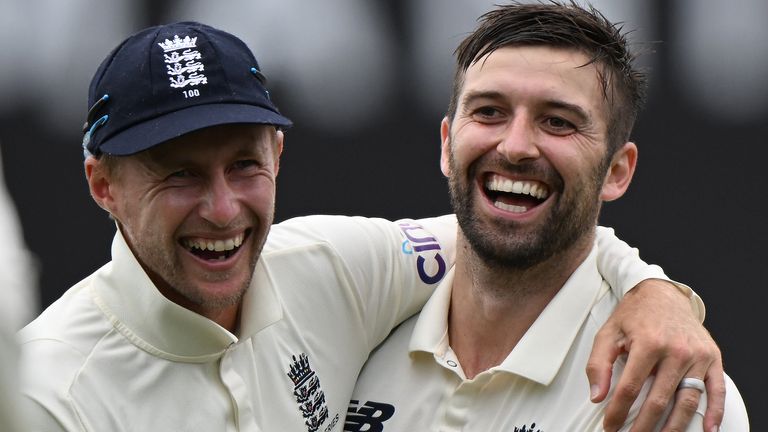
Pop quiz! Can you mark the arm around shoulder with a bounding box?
[594,225,705,321]
[272,215,455,348]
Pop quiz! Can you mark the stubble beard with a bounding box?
[447,148,606,272]
[125,222,269,312]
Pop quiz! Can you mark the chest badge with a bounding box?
[288,353,332,432]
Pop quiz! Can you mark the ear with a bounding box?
[273,129,284,176]
[84,156,118,214]
[440,117,452,177]
[600,142,637,202]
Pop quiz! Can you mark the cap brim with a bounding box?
[98,103,293,156]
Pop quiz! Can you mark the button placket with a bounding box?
[219,342,260,432]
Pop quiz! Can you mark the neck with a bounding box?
[206,305,241,334]
[448,232,591,379]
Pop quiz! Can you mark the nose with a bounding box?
[199,174,240,228]
[496,115,540,163]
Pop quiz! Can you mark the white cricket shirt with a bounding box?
[19,216,705,432]
[19,215,456,432]
[348,244,749,431]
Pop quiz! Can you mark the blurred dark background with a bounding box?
[1,0,764,428]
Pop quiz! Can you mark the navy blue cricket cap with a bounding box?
[82,21,292,157]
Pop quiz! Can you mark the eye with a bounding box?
[472,106,505,122]
[163,168,197,186]
[232,159,259,171]
[543,116,576,135]
[168,169,192,179]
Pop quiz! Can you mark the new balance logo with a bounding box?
[515,423,542,432]
[344,400,395,432]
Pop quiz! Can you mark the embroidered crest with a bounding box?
[158,35,208,89]
[288,353,330,432]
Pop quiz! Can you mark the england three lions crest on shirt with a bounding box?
[287,353,339,432]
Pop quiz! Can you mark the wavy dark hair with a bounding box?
[447,1,648,155]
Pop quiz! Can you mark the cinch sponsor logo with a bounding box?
[398,222,447,285]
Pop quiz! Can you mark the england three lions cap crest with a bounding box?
[82,21,292,157]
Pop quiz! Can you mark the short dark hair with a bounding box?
[447,1,648,154]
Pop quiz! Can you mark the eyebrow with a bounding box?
[461,90,506,109]
[542,99,591,124]
[461,89,592,124]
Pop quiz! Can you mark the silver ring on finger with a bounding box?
[677,377,705,392]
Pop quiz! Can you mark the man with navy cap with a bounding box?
[18,21,724,431]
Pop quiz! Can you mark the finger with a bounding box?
[702,361,726,432]
[659,387,704,432]
[625,358,693,431]
[655,367,708,431]
[630,339,701,431]
[586,325,625,403]
[603,342,660,432]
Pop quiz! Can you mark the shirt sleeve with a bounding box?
[595,226,705,322]
[18,339,88,432]
[268,214,457,350]
[405,214,458,271]
[717,373,751,431]
[361,215,458,347]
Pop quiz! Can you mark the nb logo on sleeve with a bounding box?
[344,400,395,432]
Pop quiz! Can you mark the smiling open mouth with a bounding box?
[483,174,549,213]
[181,230,249,261]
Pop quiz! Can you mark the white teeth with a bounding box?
[493,201,527,213]
[530,184,541,198]
[485,176,549,199]
[185,233,245,252]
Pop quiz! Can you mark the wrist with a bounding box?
[634,278,706,323]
